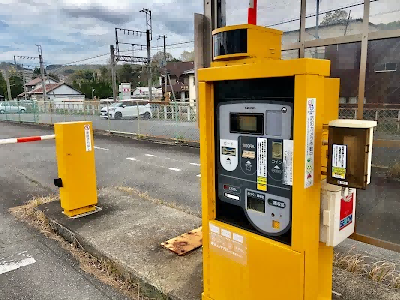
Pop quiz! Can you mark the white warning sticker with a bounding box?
[209,222,247,265]
[283,140,294,186]
[84,124,92,152]
[332,144,347,179]
[257,138,268,191]
[305,98,316,188]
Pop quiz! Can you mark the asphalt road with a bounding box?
[0,124,132,300]
[1,123,400,256]
[0,113,200,142]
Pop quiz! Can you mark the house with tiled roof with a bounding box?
[160,61,195,104]
[18,76,84,104]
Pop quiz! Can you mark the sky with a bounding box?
[0,0,399,66]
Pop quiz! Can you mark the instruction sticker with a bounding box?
[84,124,92,152]
[283,140,294,186]
[209,222,247,265]
[332,144,347,180]
[257,138,268,191]
[220,139,238,172]
[305,98,316,188]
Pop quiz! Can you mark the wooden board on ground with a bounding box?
[161,227,202,256]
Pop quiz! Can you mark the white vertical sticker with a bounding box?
[257,138,268,191]
[332,144,347,179]
[84,124,92,152]
[283,140,294,186]
[305,98,316,188]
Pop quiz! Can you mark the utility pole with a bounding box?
[141,8,153,101]
[315,0,320,58]
[36,45,47,101]
[14,56,27,101]
[4,69,12,101]
[158,35,168,100]
[110,45,118,102]
[146,29,152,101]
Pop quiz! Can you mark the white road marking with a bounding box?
[145,154,155,157]
[190,163,201,166]
[197,174,201,177]
[126,157,138,161]
[168,168,181,172]
[0,256,36,275]
[94,146,109,151]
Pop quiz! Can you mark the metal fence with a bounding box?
[2,100,400,143]
[0,100,199,143]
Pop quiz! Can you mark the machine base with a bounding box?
[63,205,101,218]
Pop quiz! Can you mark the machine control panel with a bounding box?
[217,102,293,237]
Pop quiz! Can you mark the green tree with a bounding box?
[99,66,111,82]
[180,50,195,62]
[9,75,24,99]
[321,9,351,26]
[0,72,7,98]
[32,67,41,79]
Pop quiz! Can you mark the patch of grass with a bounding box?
[388,162,400,179]
[334,247,400,289]
[9,196,153,300]
[368,261,396,283]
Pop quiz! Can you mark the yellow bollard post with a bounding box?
[54,121,98,218]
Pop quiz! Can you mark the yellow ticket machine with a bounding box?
[198,24,342,300]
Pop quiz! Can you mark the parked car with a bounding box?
[0,102,27,114]
[100,100,152,120]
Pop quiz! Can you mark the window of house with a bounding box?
[375,63,397,73]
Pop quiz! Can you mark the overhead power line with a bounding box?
[266,0,380,27]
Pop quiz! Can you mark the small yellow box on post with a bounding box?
[54,121,97,217]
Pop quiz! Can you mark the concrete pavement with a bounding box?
[1,122,399,245]
[0,162,130,299]
[1,122,400,300]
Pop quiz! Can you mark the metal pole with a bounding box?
[164,35,167,100]
[299,0,307,58]
[248,0,257,25]
[315,0,320,58]
[357,0,370,120]
[147,29,153,102]
[110,45,118,102]
[4,69,12,101]
[37,45,47,102]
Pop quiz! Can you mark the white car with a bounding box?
[100,100,152,120]
[0,103,27,114]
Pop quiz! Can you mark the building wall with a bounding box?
[188,74,196,106]
[52,85,82,95]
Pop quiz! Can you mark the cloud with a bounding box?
[61,4,133,25]
[1,0,398,64]
[0,20,9,28]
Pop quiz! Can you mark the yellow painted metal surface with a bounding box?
[54,121,97,217]
[207,221,304,300]
[212,24,282,66]
[199,24,339,300]
[321,78,340,179]
[199,58,331,82]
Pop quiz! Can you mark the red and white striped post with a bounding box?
[248,0,258,25]
[0,134,55,145]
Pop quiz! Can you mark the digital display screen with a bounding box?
[247,196,265,213]
[230,113,264,135]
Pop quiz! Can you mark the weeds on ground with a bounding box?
[334,247,400,289]
[388,162,400,179]
[9,196,152,300]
